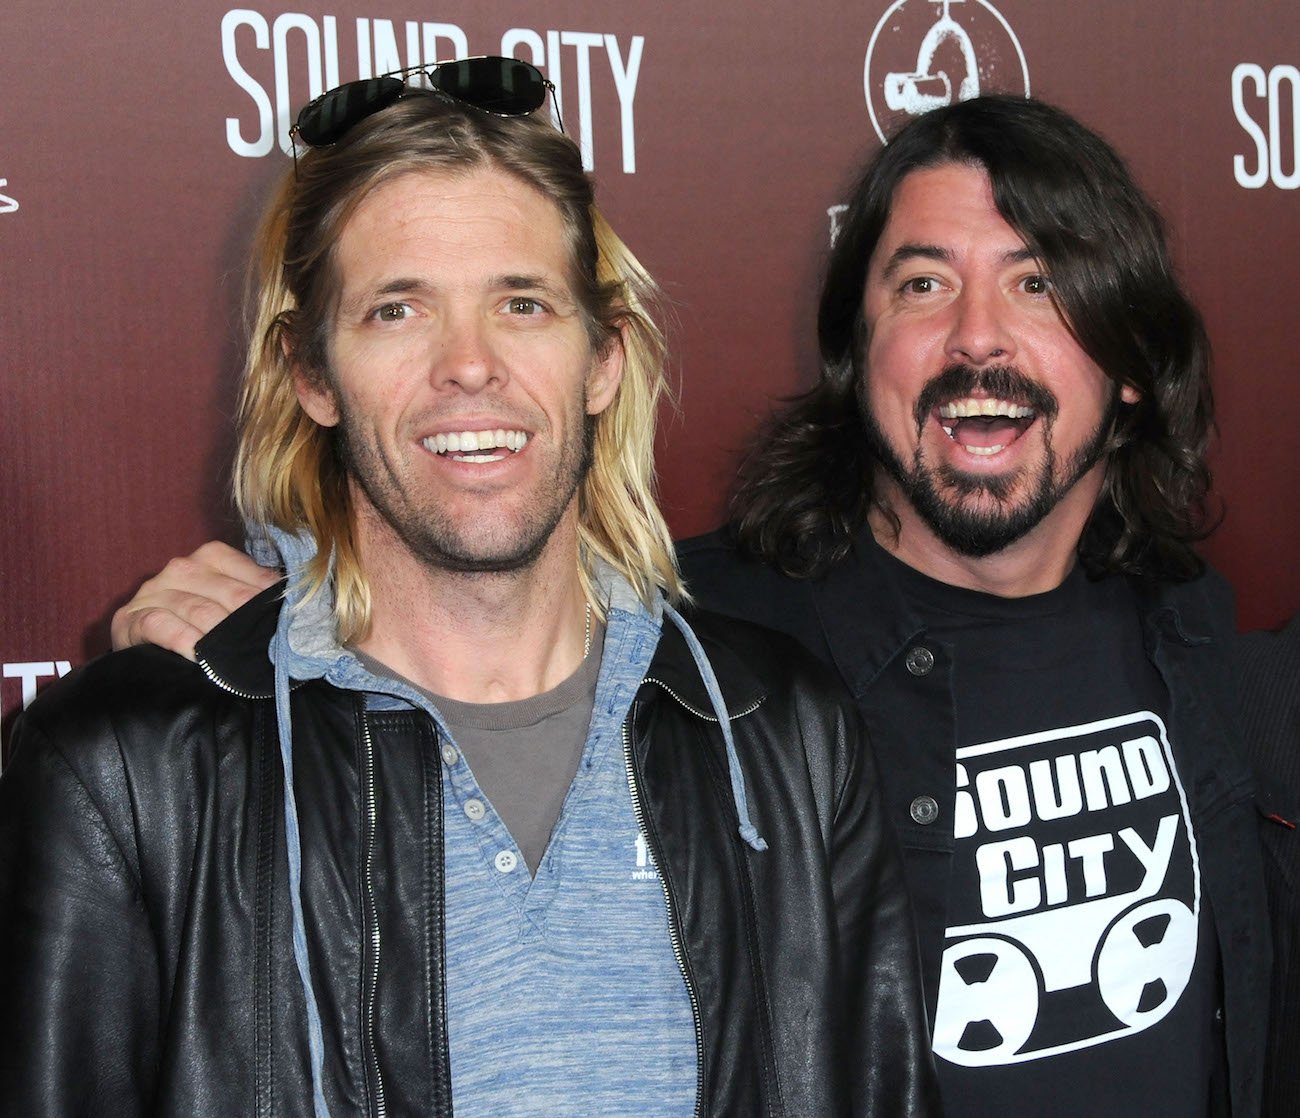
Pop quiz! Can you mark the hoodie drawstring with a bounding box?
[272,620,334,1118]
[662,603,769,853]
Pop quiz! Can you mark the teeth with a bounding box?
[423,430,529,456]
[965,444,1005,456]
[937,398,1035,420]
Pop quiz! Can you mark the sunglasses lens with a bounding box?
[431,57,547,115]
[296,76,406,146]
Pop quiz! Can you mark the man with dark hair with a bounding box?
[0,63,936,1115]
[105,95,1272,1114]
[684,95,1269,1115]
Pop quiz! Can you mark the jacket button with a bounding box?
[494,850,519,874]
[905,646,935,676]
[441,743,459,766]
[910,795,939,825]
[464,798,486,822]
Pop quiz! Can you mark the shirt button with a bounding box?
[910,795,940,825]
[441,744,459,765]
[464,798,486,822]
[905,646,935,676]
[494,850,518,873]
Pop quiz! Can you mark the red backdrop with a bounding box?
[2,0,1297,762]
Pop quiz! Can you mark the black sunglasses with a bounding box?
[291,55,560,150]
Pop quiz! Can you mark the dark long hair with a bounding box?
[731,95,1215,582]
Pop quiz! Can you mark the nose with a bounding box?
[430,313,505,393]
[945,284,1016,366]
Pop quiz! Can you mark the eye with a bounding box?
[372,302,411,321]
[1020,274,1053,296]
[505,296,546,316]
[900,276,939,295]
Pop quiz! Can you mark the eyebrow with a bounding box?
[340,273,573,312]
[879,242,1040,279]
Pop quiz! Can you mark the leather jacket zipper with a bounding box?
[640,677,762,723]
[196,655,272,700]
[361,713,388,1118]
[623,713,705,1118]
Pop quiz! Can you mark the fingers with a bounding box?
[187,540,280,592]
[110,542,280,658]
[111,603,208,662]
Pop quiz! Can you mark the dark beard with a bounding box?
[863,364,1117,558]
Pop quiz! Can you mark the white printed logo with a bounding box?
[863,0,1029,144]
[632,830,661,881]
[933,711,1200,1066]
[0,178,18,215]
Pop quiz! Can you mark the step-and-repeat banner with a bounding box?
[2,0,1297,759]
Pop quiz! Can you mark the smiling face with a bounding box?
[293,166,622,577]
[860,161,1138,564]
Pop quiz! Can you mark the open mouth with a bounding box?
[936,397,1036,457]
[422,428,529,463]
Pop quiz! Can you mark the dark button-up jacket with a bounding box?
[680,530,1271,1116]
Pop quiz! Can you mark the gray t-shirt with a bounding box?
[357,627,604,875]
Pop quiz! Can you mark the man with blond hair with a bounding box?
[0,60,934,1116]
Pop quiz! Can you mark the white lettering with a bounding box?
[221,15,643,172]
[0,178,18,214]
[977,836,1040,917]
[1079,745,1132,812]
[561,31,603,170]
[1042,841,1068,905]
[423,23,468,69]
[3,660,73,709]
[370,18,402,74]
[1119,814,1178,892]
[962,732,1171,836]
[273,14,324,156]
[1269,65,1300,189]
[1232,62,1300,189]
[1028,754,1083,820]
[827,204,848,247]
[223,9,275,157]
[1067,832,1115,897]
[1122,735,1171,798]
[954,762,977,839]
[605,34,643,173]
[976,764,1033,832]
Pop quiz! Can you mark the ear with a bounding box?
[585,324,626,417]
[1120,382,1141,405]
[285,332,341,428]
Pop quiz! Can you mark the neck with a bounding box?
[869,469,1104,598]
[353,513,593,704]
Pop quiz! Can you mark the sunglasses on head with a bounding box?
[291,55,561,150]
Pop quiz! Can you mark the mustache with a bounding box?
[913,364,1060,429]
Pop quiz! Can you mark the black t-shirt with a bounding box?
[892,555,1220,1117]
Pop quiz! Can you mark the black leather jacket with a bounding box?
[0,586,939,1116]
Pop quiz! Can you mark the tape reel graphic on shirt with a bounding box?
[1096,898,1196,1027]
[932,935,1039,1064]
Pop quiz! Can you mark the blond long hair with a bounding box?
[234,95,682,641]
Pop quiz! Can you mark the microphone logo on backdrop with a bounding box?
[864,0,1029,144]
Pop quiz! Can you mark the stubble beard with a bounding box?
[336,398,596,577]
[861,364,1118,558]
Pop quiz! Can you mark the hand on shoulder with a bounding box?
[110,541,279,660]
